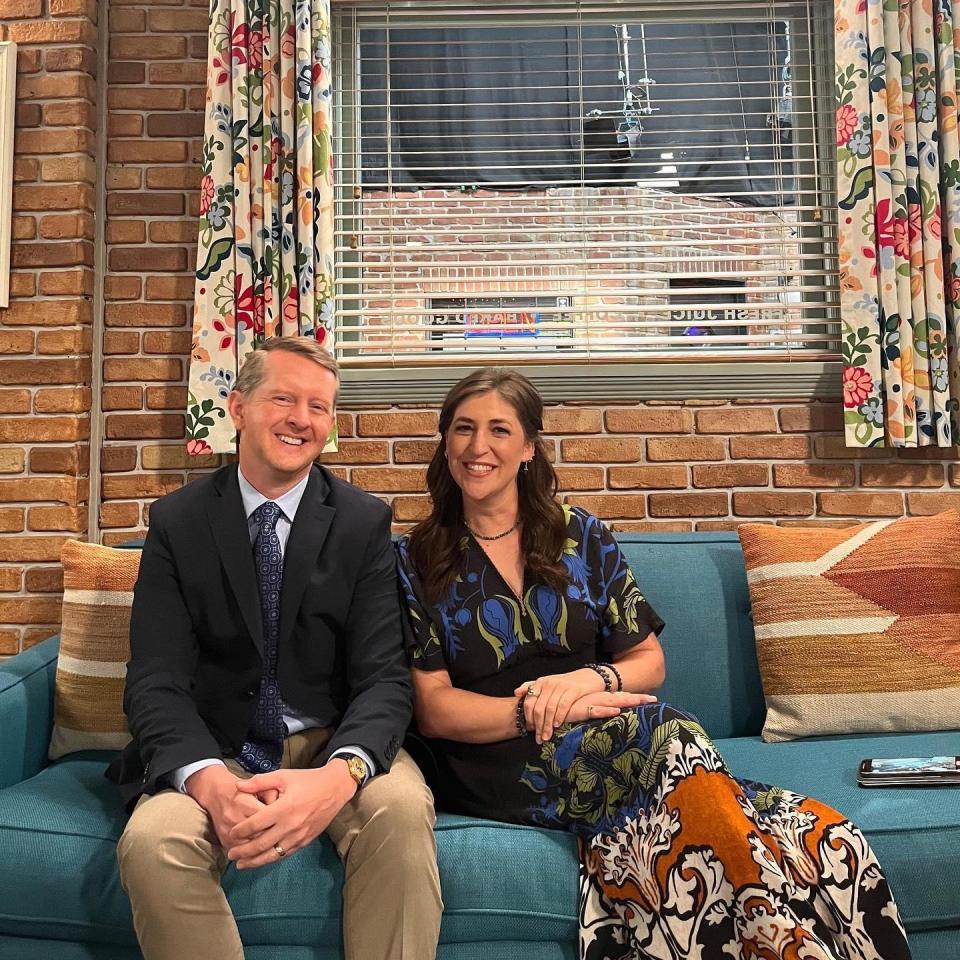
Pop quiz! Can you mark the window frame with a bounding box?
[331,1,841,405]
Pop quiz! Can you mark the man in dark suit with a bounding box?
[108,337,442,960]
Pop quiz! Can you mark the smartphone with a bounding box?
[858,756,960,787]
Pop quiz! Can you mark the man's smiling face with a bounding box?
[227,350,336,497]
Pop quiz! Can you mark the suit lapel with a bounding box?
[208,465,263,651]
[279,465,336,650]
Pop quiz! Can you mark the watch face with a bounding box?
[347,756,366,785]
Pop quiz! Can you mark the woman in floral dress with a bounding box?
[395,367,911,960]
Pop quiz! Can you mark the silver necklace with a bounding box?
[464,520,519,541]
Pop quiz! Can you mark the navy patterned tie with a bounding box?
[238,501,287,773]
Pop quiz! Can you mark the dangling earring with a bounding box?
[523,460,530,474]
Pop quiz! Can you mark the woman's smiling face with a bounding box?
[445,390,534,509]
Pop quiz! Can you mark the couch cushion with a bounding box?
[0,754,136,946]
[738,515,960,741]
[0,755,577,947]
[434,815,576,943]
[618,533,764,739]
[4,736,953,946]
[716,729,960,931]
[0,755,346,947]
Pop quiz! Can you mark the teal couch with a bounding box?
[0,532,957,959]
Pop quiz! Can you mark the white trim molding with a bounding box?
[0,42,16,309]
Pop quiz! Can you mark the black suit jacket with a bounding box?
[106,463,412,807]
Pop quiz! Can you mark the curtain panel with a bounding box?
[836,0,960,447]
[187,0,335,455]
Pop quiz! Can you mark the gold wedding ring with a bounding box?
[586,704,594,717]
[274,843,286,858]
[526,683,539,698]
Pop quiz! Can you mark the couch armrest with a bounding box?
[0,635,59,789]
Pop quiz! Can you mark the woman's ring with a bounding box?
[526,683,539,698]
[586,704,593,717]
[274,843,286,858]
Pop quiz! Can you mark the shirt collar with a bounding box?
[237,467,311,524]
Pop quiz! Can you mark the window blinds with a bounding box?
[332,0,838,365]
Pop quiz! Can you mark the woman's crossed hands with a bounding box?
[514,669,657,743]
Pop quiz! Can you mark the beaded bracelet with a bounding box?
[515,695,530,737]
[604,662,624,692]
[585,662,612,692]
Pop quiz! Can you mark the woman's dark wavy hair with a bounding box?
[407,368,569,604]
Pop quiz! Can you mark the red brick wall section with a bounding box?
[0,0,97,654]
[98,0,217,557]
[323,402,960,532]
[0,9,959,653]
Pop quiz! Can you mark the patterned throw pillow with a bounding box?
[49,540,141,759]
[738,512,960,742]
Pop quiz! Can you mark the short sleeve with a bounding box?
[588,516,665,656]
[394,537,449,672]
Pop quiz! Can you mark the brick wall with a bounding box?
[0,0,97,654]
[0,3,958,655]
[320,401,960,531]
[99,0,215,547]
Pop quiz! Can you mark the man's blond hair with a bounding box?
[233,337,340,400]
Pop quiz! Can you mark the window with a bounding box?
[332,0,838,384]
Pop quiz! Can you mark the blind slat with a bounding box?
[333,310,838,323]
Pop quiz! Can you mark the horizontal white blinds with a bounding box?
[332,0,839,364]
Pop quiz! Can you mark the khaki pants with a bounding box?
[117,732,442,960]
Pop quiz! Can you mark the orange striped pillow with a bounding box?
[49,540,141,759]
[739,512,960,742]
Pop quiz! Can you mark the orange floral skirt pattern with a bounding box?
[520,704,911,960]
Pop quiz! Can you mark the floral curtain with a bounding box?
[186,0,335,455]
[836,0,960,447]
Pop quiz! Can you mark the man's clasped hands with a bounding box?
[185,760,359,870]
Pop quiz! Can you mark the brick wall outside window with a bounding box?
[349,186,800,356]
[0,1,957,655]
